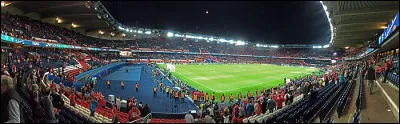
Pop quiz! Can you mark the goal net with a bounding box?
[166,63,176,72]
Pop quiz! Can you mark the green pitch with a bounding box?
[160,64,318,103]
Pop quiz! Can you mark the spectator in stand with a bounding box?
[238,104,245,118]
[246,100,254,116]
[69,90,76,107]
[255,100,262,115]
[376,65,382,78]
[338,72,344,86]
[185,111,195,123]
[1,75,22,123]
[267,96,276,113]
[30,84,42,122]
[116,96,121,111]
[383,61,390,83]
[90,97,98,117]
[204,111,215,123]
[40,87,57,123]
[111,109,119,123]
[275,94,284,110]
[142,104,151,117]
[128,105,141,121]
[365,65,377,95]
[50,85,64,117]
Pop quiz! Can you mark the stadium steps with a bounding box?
[359,77,398,123]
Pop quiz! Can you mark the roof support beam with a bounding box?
[334,7,398,17]
[33,3,84,12]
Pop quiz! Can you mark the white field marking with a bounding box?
[375,80,399,113]
[216,78,283,92]
[217,72,300,92]
[173,72,221,92]
[176,65,312,93]
[291,72,302,74]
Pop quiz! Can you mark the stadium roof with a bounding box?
[8,1,116,32]
[324,1,399,48]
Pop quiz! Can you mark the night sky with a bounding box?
[102,1,331,45]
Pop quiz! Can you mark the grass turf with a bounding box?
[159,64,318,103]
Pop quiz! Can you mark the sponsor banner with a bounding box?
[378,11,399,45]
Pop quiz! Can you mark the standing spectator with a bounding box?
[365,65,377,95]
[275,94,284,110]
[142,104,151,117]
[69,90,76,107]
[90,98,98,117]
[1,75,22,123]
[204,111,215,123]
[383,61,390,83]
[185,111,195,123]
[31,84,42,122]
[238,104,245,117]
[338,72,344,86]
[40,87,57,123]
[246,100,254,116]
[51,86,64,115]
[267,96,276,113]
[111,109,119,123]
[116,96,121,111]
[255,100,262,115]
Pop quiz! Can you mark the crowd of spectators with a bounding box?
[2,13,337,59]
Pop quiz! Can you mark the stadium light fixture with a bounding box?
[98,30,104,35]
[1,1,10,7]
[137,30,143,34]
[71,23,79,28]
[209,37,214,41]
[56,18,63,23]
[271,45,279,48]
[122,33,126,37]
[145,31,151,34]
[167,32,174,37]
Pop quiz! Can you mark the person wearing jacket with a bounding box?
[40,87,57,123]
[1,75,22,123]
[267,96,276,113]
[246,100,254,116]
[275,94,284,109]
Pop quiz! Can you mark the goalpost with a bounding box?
[167,63,176,72]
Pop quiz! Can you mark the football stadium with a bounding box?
[1,1,399,123]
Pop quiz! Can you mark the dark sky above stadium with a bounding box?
[102,1,331,45]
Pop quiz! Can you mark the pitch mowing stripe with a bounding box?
[163,64,317,103]
[172,72,222,92]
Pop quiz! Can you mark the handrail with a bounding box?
[129,113,152,123]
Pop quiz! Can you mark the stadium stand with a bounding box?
[1,1,399,123]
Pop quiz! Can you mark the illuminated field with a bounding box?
[160,64,318,102]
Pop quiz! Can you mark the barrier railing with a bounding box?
[130,113,152,123]
[352,72,363,123]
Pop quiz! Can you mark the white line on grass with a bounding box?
[174,72,222,92]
